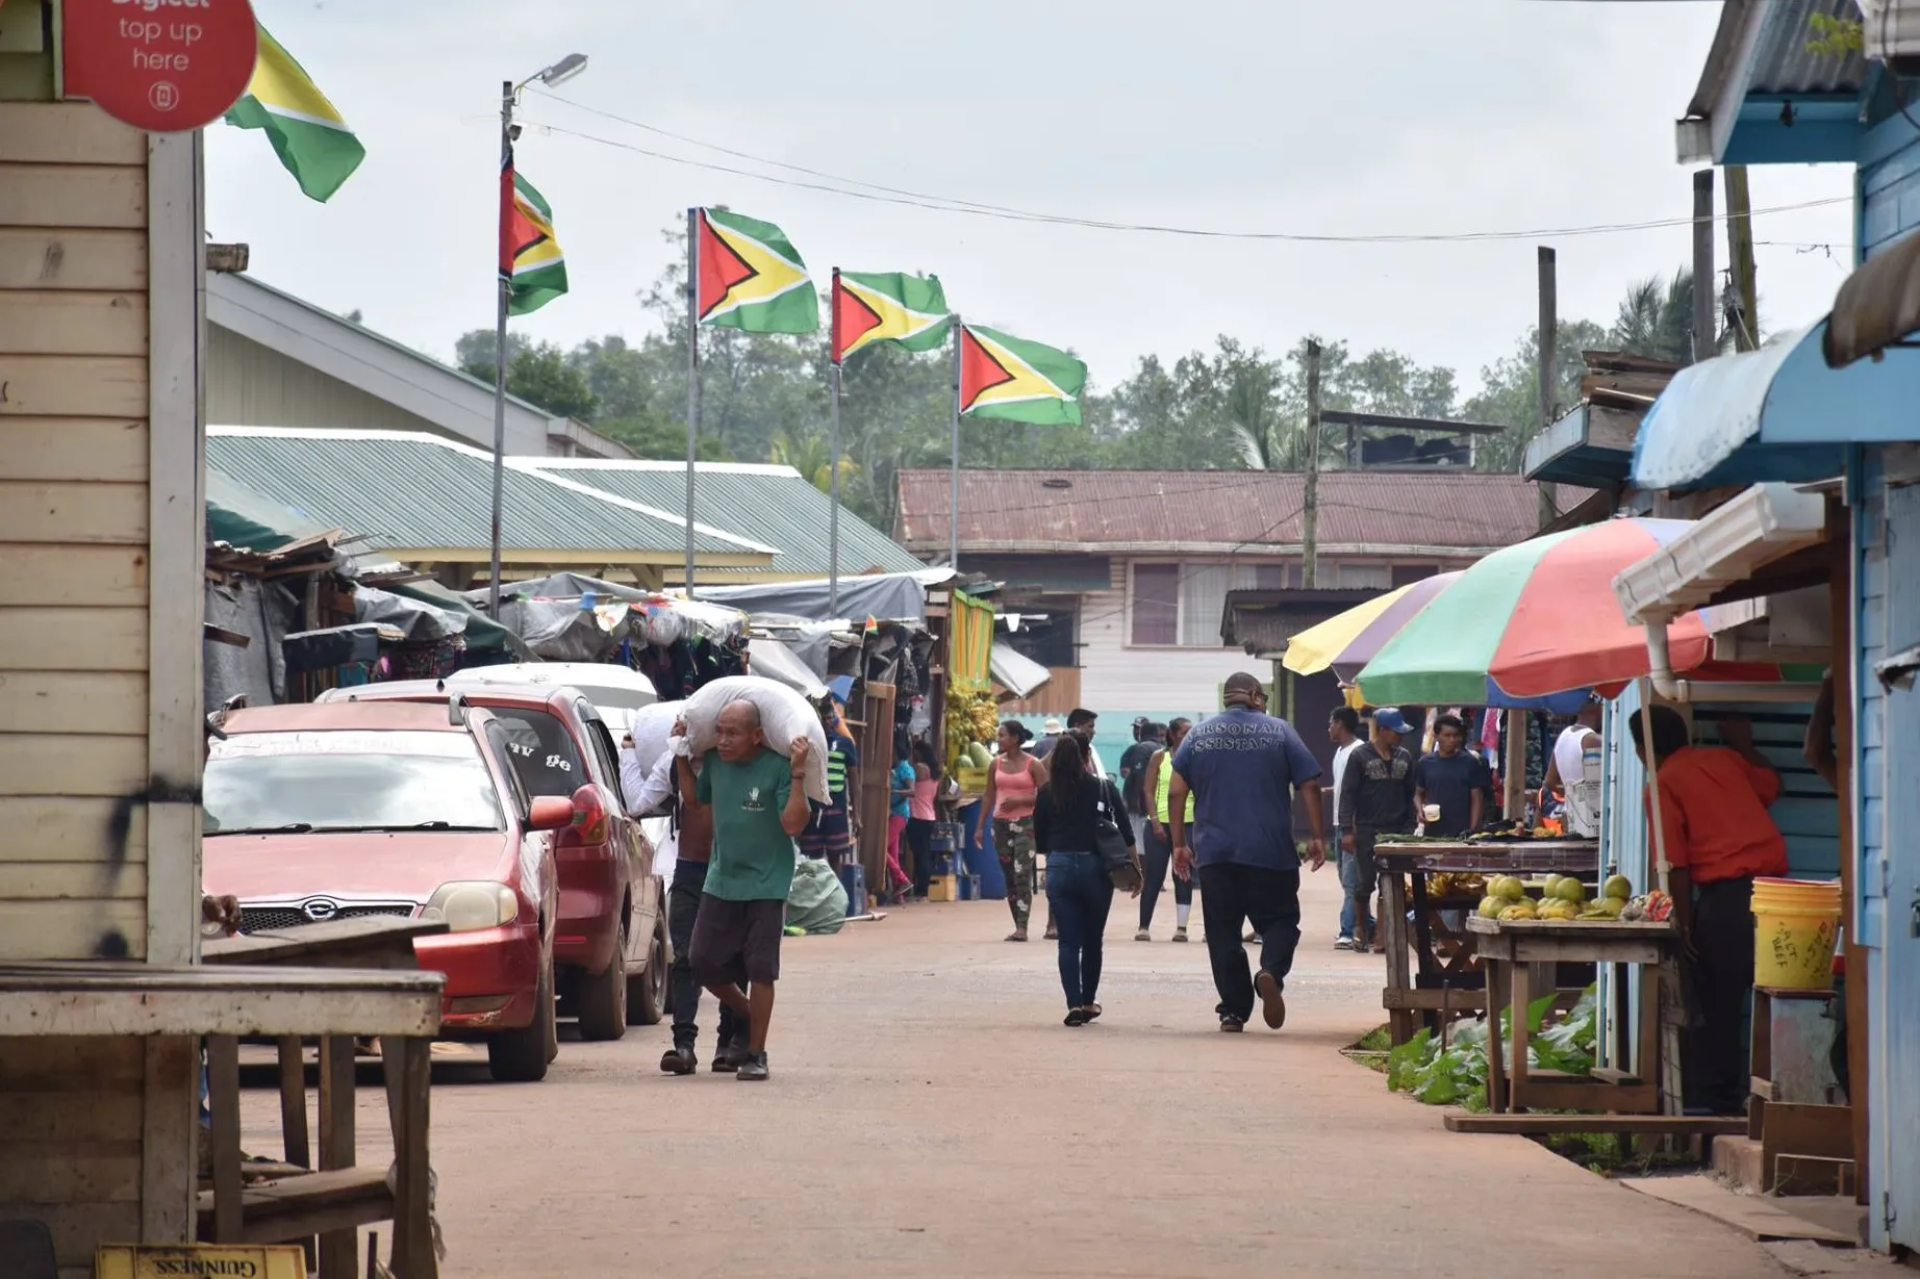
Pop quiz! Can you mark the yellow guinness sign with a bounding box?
[96,1245,307,1279]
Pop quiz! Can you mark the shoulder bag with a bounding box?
[1094,778,1142,893]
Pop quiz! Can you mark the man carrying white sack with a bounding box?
[674,701,812,1082]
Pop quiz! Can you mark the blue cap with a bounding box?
[1372,708,1414,736]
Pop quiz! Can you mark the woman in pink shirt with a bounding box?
[979,721,1047,941]
[904,740,942,899]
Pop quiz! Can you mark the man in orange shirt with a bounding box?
[1629,705,1788,1114]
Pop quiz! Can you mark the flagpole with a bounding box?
[488,77,513,619]
[949,314,962,571]
[828,269,843,619]
[684,207,700,599]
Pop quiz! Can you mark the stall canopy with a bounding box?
[1824,228,1920,369]
[1628,319,1920,489]
[747,637,828,699]
[990,642,1051,700]
[690,568,954,624]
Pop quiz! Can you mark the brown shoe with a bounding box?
[1254,970,1287,1030]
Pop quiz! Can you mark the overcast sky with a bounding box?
[207,0,1856,398]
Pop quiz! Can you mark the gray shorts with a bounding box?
[1341,831,1378,899]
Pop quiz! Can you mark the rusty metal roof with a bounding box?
[894,469,1553,556]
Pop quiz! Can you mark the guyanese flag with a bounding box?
[222,24,364,203]
[831,270,951,363]
[500,152,567,315]
[696,208,819,334]
[958,324,1087,425]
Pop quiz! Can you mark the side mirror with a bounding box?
[527,796,574,831]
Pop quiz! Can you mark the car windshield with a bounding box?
[204,730,505,835]
[487,707,587,798]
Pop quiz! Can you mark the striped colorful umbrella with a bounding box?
[1281,572,1461,682]
[1356,518,1716,707]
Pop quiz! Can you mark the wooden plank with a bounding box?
[208,1035,244,1240]
[0,735,149,796]
[0,899,147,960]
[0,228,147,291]
[141,1034,196,1243]
[0,1142,141,1201]
[385,1036,436,1278]
[0,481,147,544]
[193,1167,395,1245]
[22,1204,142,1271]
[0,798,144,862]
[0,417,147,480]
[1621,1174,1858,1243]
[278,1037,310,1169]
[0,290,146,356]
[0,606,150,670]
[0,862,146,900]
[0,1034,144,1089]
[0,1092,142,1141]
[0,104,146,165]
[0,545,150,607]
[203,916,446,968]
[0,973,444,1036]
[317,1036,357,1279]
[1446,1113,1749,1135]
[0,165,147,229]
[0,671,148,734]
[0,354,147,415]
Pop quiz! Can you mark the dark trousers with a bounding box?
[1045,850,1114,1009]
[1198,861,1302,1022]
[667,859,740,1052]
[1687,876,1757,1113]
[906,816,935,897]
[1138,819,1191,929]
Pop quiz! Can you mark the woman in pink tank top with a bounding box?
[978,721,1048,941]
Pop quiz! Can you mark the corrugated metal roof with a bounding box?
[529,460,924,577]
[894,469,1553,555]
[1688,0,1867,119]
[207,427,772,561]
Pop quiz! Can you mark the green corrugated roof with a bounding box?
[206,428,772,561]
[206,466,334,551]
[531,461,923,577]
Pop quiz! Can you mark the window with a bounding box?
[205,731,505,834]
[1131,563,1179,645]
[1337,563,1393,591]
[1131,561,1288,648]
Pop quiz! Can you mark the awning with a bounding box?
[1612,484,1828,623]
[989,642,1051,700]
[1626,319,1920,489]
[1825,230,1920,369]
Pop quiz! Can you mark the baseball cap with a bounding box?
[1373,708,1413,735]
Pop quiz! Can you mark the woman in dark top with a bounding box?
[1033,735,1137,1026]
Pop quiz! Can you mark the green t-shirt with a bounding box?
[696,748,796,901]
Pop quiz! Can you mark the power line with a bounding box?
[520,103,1850,245]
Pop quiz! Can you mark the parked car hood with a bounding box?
[203,830,516,903]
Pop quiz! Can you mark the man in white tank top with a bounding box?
[1541,701,1603,837]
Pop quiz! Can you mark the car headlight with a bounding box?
[422,882,519,933]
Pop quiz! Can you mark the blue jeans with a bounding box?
[1045,850,1113,1009]
[1338,842,1375,937]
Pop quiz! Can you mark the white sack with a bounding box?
[682,675,829,804]
[621,700,685,777]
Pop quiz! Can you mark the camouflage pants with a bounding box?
[995,817,1036,930]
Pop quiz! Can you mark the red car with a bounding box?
[321,680,668,1037]
[203,700,568,1081]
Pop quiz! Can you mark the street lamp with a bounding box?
[488,53,589,619]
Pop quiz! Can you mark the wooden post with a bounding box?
[1302,339,1323,588]
[1692,170,1716,363]
[1537,247,1557,531]
[277,1036,309,1168]
[1724,166,1759,353]
[317,1035,357,1279]
[1503,708,1528,824]
[1828,528,1870,1201]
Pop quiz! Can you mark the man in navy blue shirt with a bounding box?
[1169,672,1326,1033]
[1412,713,1490,838]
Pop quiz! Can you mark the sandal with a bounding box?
[1083,1003,1102,1022]
[1006,930,1028,942]
[1063,1008,1090,1027]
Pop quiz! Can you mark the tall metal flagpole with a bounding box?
[684,208,700,598]
[949,315,962,571]
[828,269,843,618]
[488,79,514,618]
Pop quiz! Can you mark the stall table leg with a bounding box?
[1484,955,1509,1113]
[381,1036,437,1279]
[317,1035,357,1279]
[206,1034,243,1242]
[1380,872,1416,1044]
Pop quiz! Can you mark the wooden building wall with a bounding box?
[0,98,202,1271]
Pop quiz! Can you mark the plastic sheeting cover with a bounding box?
[747,638,828,699]
[989,642,1052,699]
[690,568,952,625]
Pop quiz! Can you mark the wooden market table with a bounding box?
[202,916,449,1279]
[1466,914,1678,1121]
[1371,839,1601,1044]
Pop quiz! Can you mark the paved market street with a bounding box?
[247,869,1793,1278]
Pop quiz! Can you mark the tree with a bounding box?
[461,337,598,421]
[1461,319,1608,471]
[1608,267,1735,365]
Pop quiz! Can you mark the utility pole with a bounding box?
[1724,165,1759,352]
[1301,339,1322,589]
[1692,169,1717,364]
[1536,246,1557,532]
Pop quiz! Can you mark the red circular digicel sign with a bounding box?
[63,0,258,133]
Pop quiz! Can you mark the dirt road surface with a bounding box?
[246,867,1791,1278]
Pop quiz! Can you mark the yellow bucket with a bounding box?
[1751,877,1841,991]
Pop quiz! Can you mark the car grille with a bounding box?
[239,902,417,934]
